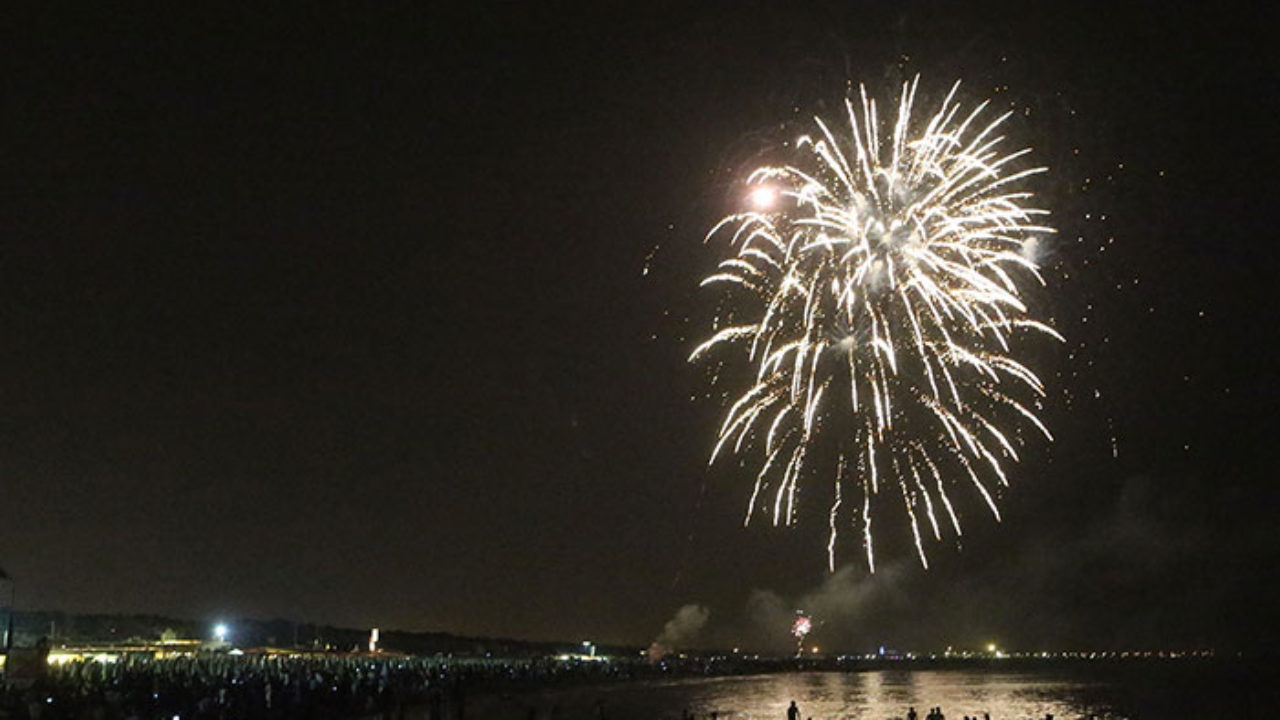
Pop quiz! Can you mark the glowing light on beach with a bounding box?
[693,76,1059,571]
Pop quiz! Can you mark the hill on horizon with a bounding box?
[6,609,628,658]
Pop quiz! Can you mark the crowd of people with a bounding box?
[0,653,624,720]
[0,655,1091,720]
[906,707,1007,720]
[902,706,1060,720]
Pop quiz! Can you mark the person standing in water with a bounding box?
[786,701,800,720]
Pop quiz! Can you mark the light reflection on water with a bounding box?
[472,671,1119,720]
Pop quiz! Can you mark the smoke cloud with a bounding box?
[721,472,1252,653]
[647,603,710,661]
[745,563,908,653]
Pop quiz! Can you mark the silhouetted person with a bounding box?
[451,682,466,720]
[908,707,917,720]
[787,700,800,720]
[428,687,442,720]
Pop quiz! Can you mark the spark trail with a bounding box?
[692,77,1060,571]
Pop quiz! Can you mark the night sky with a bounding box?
[2,3,1276,653]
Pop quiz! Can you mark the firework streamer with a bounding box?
[693,77,1060,570]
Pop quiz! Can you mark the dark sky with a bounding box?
[2,3,1276,652]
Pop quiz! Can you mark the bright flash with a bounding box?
[748,186,778,209]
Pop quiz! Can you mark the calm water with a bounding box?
[467,663,1274,720]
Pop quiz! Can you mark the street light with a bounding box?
[214,623,229,643]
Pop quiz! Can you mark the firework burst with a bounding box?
[692,77,1060,571]
[791,613,814,657]
[791,614,812,640]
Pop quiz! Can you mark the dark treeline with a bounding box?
[5,612,615,658]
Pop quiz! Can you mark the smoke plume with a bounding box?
[647,603,710,661]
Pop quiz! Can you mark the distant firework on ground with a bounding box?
[791,613,813,657]
[692,76,1060,571]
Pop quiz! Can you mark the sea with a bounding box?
[465,662,1276,720]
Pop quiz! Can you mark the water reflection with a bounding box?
[653,671,1097,720]
[472,670,1122,720]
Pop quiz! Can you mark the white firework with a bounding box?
[692,77,1061,571]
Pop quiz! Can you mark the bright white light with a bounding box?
[214,624,228,641]
[748,186,777,210]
